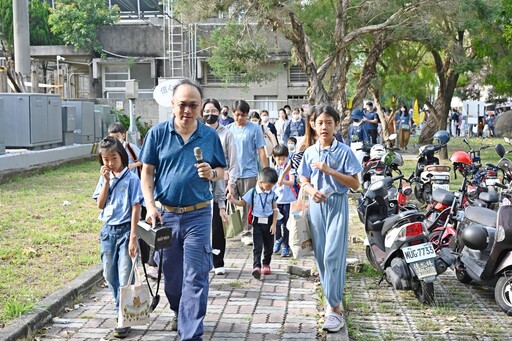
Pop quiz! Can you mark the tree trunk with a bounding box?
[352,33,388,109]
[419,33,462,160]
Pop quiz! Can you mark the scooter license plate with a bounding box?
[410,259,437,279]
[402,242,436,263]
[371,175,385,183]
[432,183,450,191]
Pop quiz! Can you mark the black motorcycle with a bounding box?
[359,153,454,304]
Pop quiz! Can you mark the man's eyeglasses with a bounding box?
[176,103,199,110]
[203,109,219,114]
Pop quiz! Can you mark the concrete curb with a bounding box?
[0,264,104,341]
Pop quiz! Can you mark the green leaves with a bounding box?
[48,0,119,53]
[206,21,279,85]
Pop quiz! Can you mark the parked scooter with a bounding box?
[413,130,451,204]
[449,145,512,314]
[360,152,454,304]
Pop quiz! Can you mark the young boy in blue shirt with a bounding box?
[228,167,278,279]
[272,145,297,257]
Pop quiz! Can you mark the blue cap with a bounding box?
[351,108,363,120]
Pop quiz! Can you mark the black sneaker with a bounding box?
[114,327,131,338]
[171,314,178,331]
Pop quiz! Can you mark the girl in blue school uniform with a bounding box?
[92,136,144,339]
[298,105,362,333]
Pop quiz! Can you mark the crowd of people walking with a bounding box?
[93,79,365,339]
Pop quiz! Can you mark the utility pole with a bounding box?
[13,0,31,79]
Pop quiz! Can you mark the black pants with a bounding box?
[212,202,226,268]
[276,204,290,248]
[252,215,274,268]
[368,129,378,144]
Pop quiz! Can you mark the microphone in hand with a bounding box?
[194,147,209,180]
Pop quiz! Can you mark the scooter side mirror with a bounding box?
[496,144,506,158]
[383,151,396,166]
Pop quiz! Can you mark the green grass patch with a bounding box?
[0,159,100,325]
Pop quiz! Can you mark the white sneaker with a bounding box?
[214,267,225,275]
[241,234,253,246]
[146,266,159,280]
[322,312,345,332]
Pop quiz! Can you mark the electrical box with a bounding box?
[95,104,113,138]
[94,109,102,142]
[126,80,139,99]
[63,101,95,144]
[0,93,63,148]
[0,98,5,155]
[62,106,76,146]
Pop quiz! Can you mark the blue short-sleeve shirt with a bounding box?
[92,167,144,225]
[273,165,297,204]
[364,111,378,131]
[243,186,277,218]
[298,139,363,195]
[228,122,266,178]
[139,118,226,206]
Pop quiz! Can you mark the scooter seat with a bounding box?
[382,210,425,236]
[464,206,497,227]
[432,188,454,206]
[478,191,499,204]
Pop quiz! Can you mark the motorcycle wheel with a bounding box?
[414,281,434,305]
[455,269,472,284]
[365,246,381,270]
[414,183,425,204]
[495,275,512,316]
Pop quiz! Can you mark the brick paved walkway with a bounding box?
[33,238,346,340]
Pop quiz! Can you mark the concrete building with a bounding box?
[29,1,307,122]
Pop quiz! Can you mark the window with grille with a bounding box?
[205,65,243,84]
[289,65,308,84]
[104,65,130,89]
[253,96,278,118]
[102,63,152,97]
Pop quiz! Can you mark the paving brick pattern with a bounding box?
[34,239,331,340]
[345,198,512,340]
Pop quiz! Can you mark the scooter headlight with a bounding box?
[497,224,506,242]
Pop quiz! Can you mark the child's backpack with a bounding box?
[289,173,301,198]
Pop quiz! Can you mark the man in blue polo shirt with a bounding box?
[228,100,267,246]
[140,79,226,340]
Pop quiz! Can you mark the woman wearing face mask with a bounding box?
[283,108,306,144]
[260,110,278,142]
[275,108,290,144]
[202,98,239,275]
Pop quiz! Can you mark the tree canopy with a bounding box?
[48,0,119,53]
[0,0,62,52]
